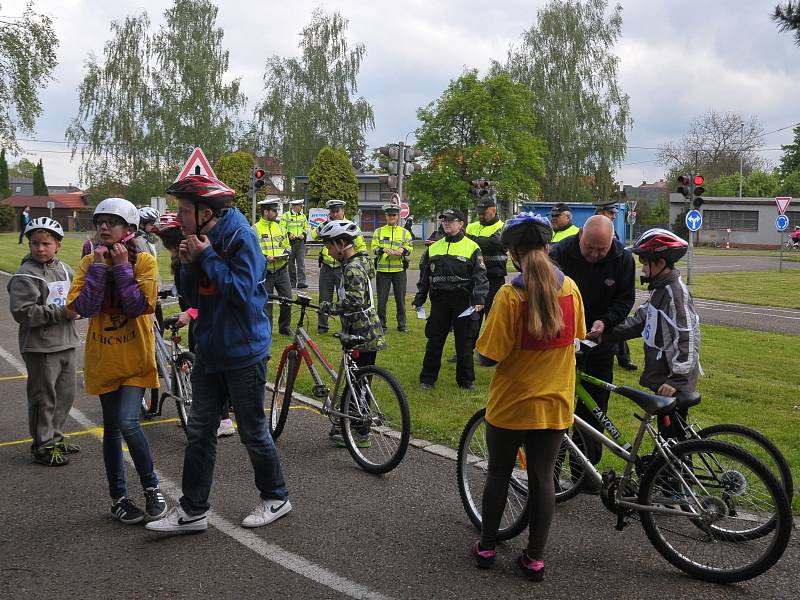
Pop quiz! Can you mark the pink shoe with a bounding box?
[518,551,545,581]
[472,541,496,569]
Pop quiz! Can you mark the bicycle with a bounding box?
[457,366,793,582]
[141,313,194,436]
[269,294,411,474]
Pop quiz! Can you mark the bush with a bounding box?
[0,204,17,231]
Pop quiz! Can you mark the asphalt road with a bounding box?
[0,276,798,599]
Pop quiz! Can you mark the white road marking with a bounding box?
[0,342,393,600]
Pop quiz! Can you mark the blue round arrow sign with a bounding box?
[685,209,703,232]
[776,214,789,231]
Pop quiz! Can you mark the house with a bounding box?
[8,177,33,196]
[623,180,668,205]
[3,192,92,232]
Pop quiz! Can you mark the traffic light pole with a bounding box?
[396,141,405,203]
[250,167,257,224]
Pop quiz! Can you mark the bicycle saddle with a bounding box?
[614,386,676,416]
[674,391,701,409]
[334,333,366,349]
[163,315,180,329]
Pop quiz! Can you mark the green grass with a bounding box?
[271,295,799,512]
[0,233,173,279]
[688,271,800,309]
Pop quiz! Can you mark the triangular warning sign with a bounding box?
[776,196,792,215]
[175,147,217,181]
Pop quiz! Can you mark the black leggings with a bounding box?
[480,423,565,558]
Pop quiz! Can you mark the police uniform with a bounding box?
[281,199,309,288]
[465,198,506,322]
[311,199,367,333]
[414,208,488,389]
[371,204,413,332]
[254,199,292,334]
[551,202,580,243]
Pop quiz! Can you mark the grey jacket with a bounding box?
[7,255,80,354]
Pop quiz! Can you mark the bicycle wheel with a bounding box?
[697,423,794,502]
[173,352,194,436]
[456,409,528,540]
[340,365,410,475]
[639,439,792,583]
[554,423,590,503]
[270,349,298,440]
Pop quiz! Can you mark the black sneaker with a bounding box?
[32,445,69,467]
[144,487,168,521]
[111,497,145,524]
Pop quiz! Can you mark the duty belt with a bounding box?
[483,255,507,261]
[432,275,469,284]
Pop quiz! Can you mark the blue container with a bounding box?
[521,202,627,241]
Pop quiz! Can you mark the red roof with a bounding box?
[3,193,88,209]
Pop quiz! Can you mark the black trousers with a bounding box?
[471,276,504,348]
[575,350,615,465]
[420,291,475,388]
[376,270,407,330]
[317,265,341,331]
[265,265,293,332]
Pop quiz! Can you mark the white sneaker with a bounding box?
[241,499,292,528]
[145,505,208,533]
[217,418,236,437]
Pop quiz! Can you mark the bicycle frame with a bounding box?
[575,370,633,451]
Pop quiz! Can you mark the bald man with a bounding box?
[550,215,636,476]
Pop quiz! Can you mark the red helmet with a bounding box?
[166,174,235,208]
[631,228,688,264]
[153,212,180,234]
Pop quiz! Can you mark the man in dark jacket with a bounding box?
[549,215,635,468]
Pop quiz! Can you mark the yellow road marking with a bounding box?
[0,369,85,382]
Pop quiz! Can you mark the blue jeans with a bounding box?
[180,359,288,515]
[99,386,158,499]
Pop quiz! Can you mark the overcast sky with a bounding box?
[5,0,799,192]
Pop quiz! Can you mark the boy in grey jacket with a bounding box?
[8,218,81,466]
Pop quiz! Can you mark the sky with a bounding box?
[4,0,800,192]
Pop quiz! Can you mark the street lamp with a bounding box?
[738,121,744,198]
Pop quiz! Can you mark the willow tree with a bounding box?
[0,1,58,151]
[66,0,244,204]
[505,0,631,202]
[252,8,374,193]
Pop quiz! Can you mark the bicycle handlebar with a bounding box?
[273,294,321,311]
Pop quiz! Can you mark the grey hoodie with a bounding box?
[7,255,80,354]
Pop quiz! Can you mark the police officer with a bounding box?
[412,208,488,391]
[254,199,292,335]
[311,199,367,334]
[465,197,506,319]
[550,202,580,243]
[281,198,309,289]
[372,203,413,332]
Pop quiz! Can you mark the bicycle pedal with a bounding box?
[615,511,629,531]
[312,384,329,399]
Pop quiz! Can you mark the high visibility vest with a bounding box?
[371,225,412,273]
[312,224,367,268]
[254,218,290,272]
[281,210,308,238]
[552,224,580,243]
[426,235,480,290]
[465,219,506,264]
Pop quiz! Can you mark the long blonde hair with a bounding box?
[516,245,563,339]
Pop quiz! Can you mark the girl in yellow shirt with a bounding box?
[68,198,166,525]
[473,213,586,581]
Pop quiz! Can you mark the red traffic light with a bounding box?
[693,174,704,186]
[254,169,266,179]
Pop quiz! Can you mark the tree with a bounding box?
[657,111,766,180]
[0,1,59,151]
[777,125,800,180]
[251,8,374,192]
[407,70,546,216]
[307,146,358,217]
[0,148,10,198]
[66,0,244,205]
[503,0,631,202]
[779,170,800,196]
[213,150,258,222]
[8,157,36,178]
[773,1,800,45]
[704,174,740,197]
[705,171,779,197]
[0,203,15,230]
[32,158,47,195]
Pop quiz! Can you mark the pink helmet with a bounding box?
[165,174,235,208]
[153,212,180,234]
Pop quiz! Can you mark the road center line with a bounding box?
[0,342,392,600]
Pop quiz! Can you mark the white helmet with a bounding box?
[138,206,160,224]
[94,198,139,228]
[25,217,64,240]
[317,219,360,242]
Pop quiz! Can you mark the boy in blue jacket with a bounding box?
[147,175,291,533]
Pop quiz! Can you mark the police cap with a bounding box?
[438,208,466,222]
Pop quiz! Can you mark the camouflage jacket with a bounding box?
[320,252,386,352]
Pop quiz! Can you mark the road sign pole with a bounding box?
[779,230,784,272]
[687,228,693,284]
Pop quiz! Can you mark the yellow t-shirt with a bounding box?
[67,253,158,396]
[476,277,586,430]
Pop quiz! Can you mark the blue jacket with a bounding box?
[181,208,270,373]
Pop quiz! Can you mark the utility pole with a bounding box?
[739,121,745,198]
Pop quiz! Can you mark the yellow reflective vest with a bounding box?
[312,223,367,268]
[254,218,290,272]
[552,224,580,244]
[371,225,412,273]
[281,210,309,239]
